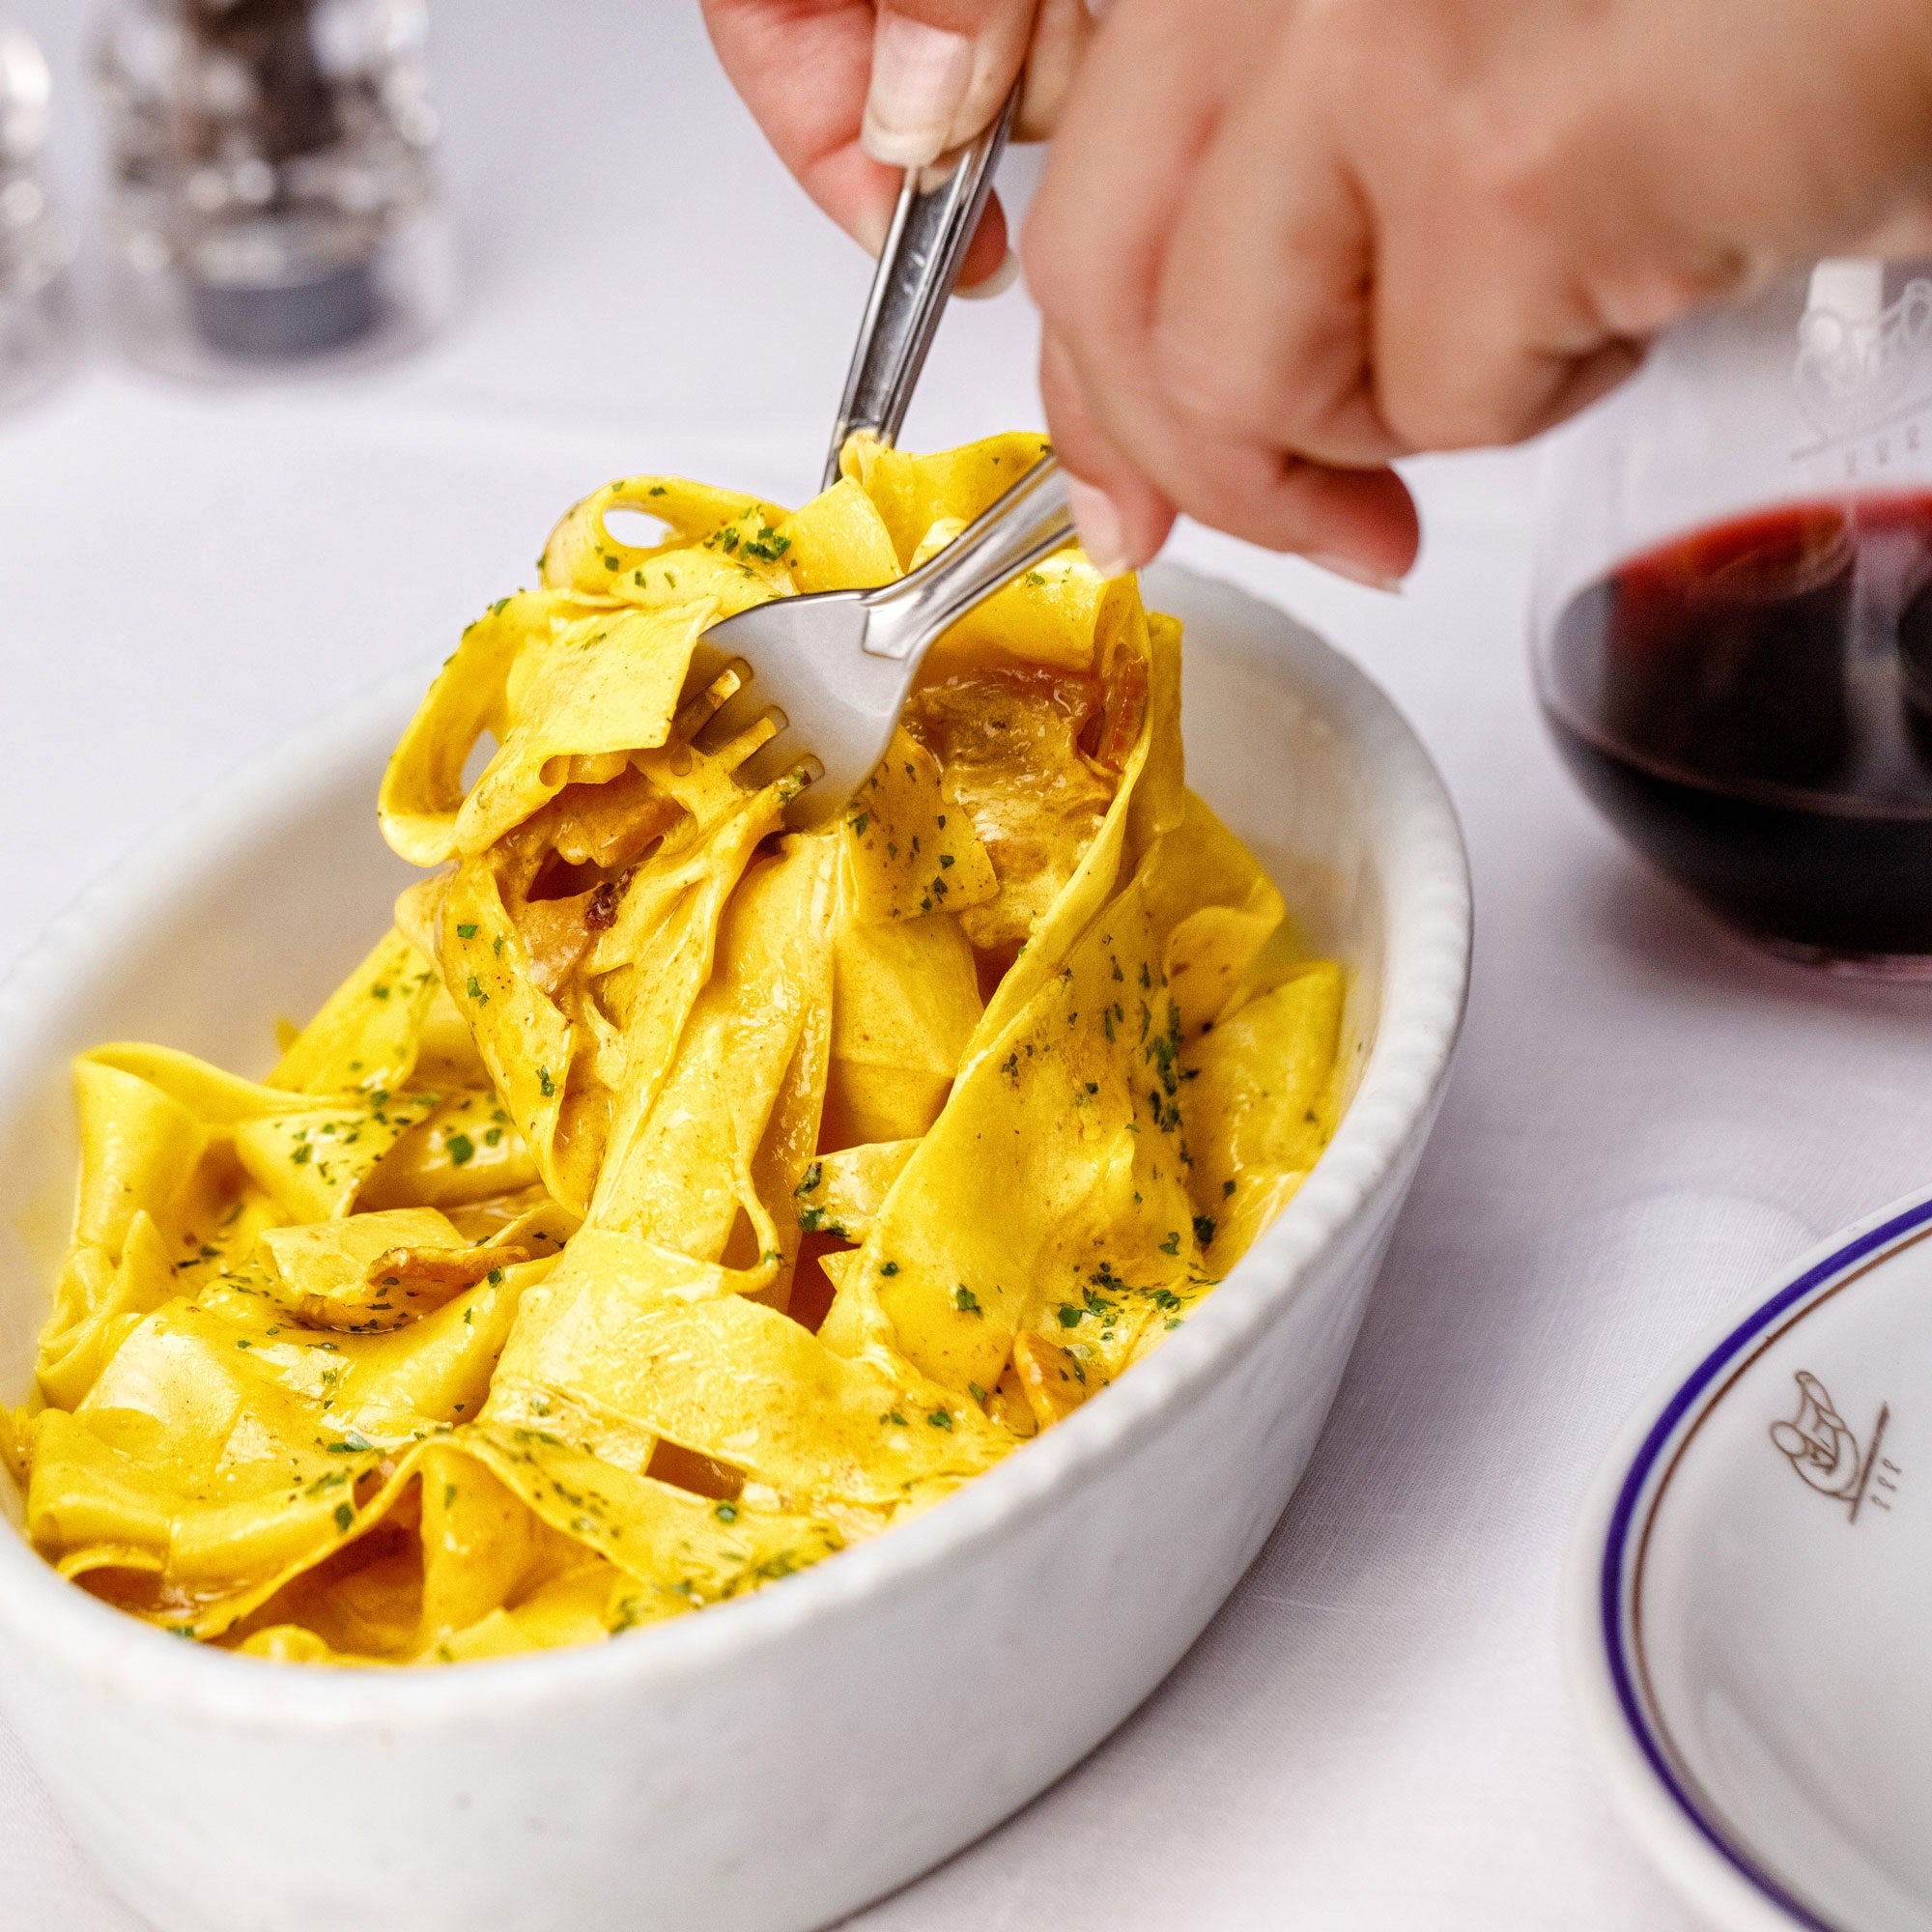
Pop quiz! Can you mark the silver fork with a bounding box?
[700,88,1076,831]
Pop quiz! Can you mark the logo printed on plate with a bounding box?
[1769,1370,1901,1520]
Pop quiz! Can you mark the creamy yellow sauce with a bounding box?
[5,433,1345,1664]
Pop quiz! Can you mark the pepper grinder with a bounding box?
[0,20,74,409]
[96,0,452,373]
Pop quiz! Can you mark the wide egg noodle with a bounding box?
[13,433,1349,1663]
[586,836,839,1270]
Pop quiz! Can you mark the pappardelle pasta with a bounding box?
[5,434,1346,1664]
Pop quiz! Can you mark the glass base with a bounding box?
[1745,932,1932,980]
[106,207,454,381]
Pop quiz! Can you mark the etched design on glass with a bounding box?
[1796,272,1932,447]
[1769,1370,1899,1521]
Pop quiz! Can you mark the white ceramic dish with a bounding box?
[1570,1187,1932,1932]
[0,563,1469,1932]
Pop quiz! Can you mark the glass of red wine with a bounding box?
[1533,260,1932,973]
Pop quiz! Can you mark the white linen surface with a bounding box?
[4,4,1927,1927]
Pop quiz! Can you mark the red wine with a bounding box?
[1541,495,1932,961]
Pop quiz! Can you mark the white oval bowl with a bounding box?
[0,564,1469,1932]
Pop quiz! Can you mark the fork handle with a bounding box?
[822,86,1021,492]
[865,452,1075,661]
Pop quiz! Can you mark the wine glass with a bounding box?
[1532,260,1932,973]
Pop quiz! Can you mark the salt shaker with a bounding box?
[96,0,451,373]
[0,21,74,409]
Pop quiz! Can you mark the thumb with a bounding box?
[861,0,1041,167]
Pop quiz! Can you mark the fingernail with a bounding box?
[1083,0,1117,16]
[1067,478,1131,577]
[862,14,975,168]
[955,250,1019,301]
[1307,551,1406,594]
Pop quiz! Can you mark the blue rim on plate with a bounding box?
[1593,1191,1932,1932]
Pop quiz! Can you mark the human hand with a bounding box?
[1027,0,1932,581]
[700,0,1093,292]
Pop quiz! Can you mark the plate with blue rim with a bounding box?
[1569,1185,1932,1932]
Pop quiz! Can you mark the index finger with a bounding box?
[702,0,1010,279]
[702,0,902,251]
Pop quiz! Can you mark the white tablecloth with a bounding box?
[6,5,1927,1926]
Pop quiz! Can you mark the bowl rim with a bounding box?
[1562,1182,1932,1932]
[0,561,1472,1729]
